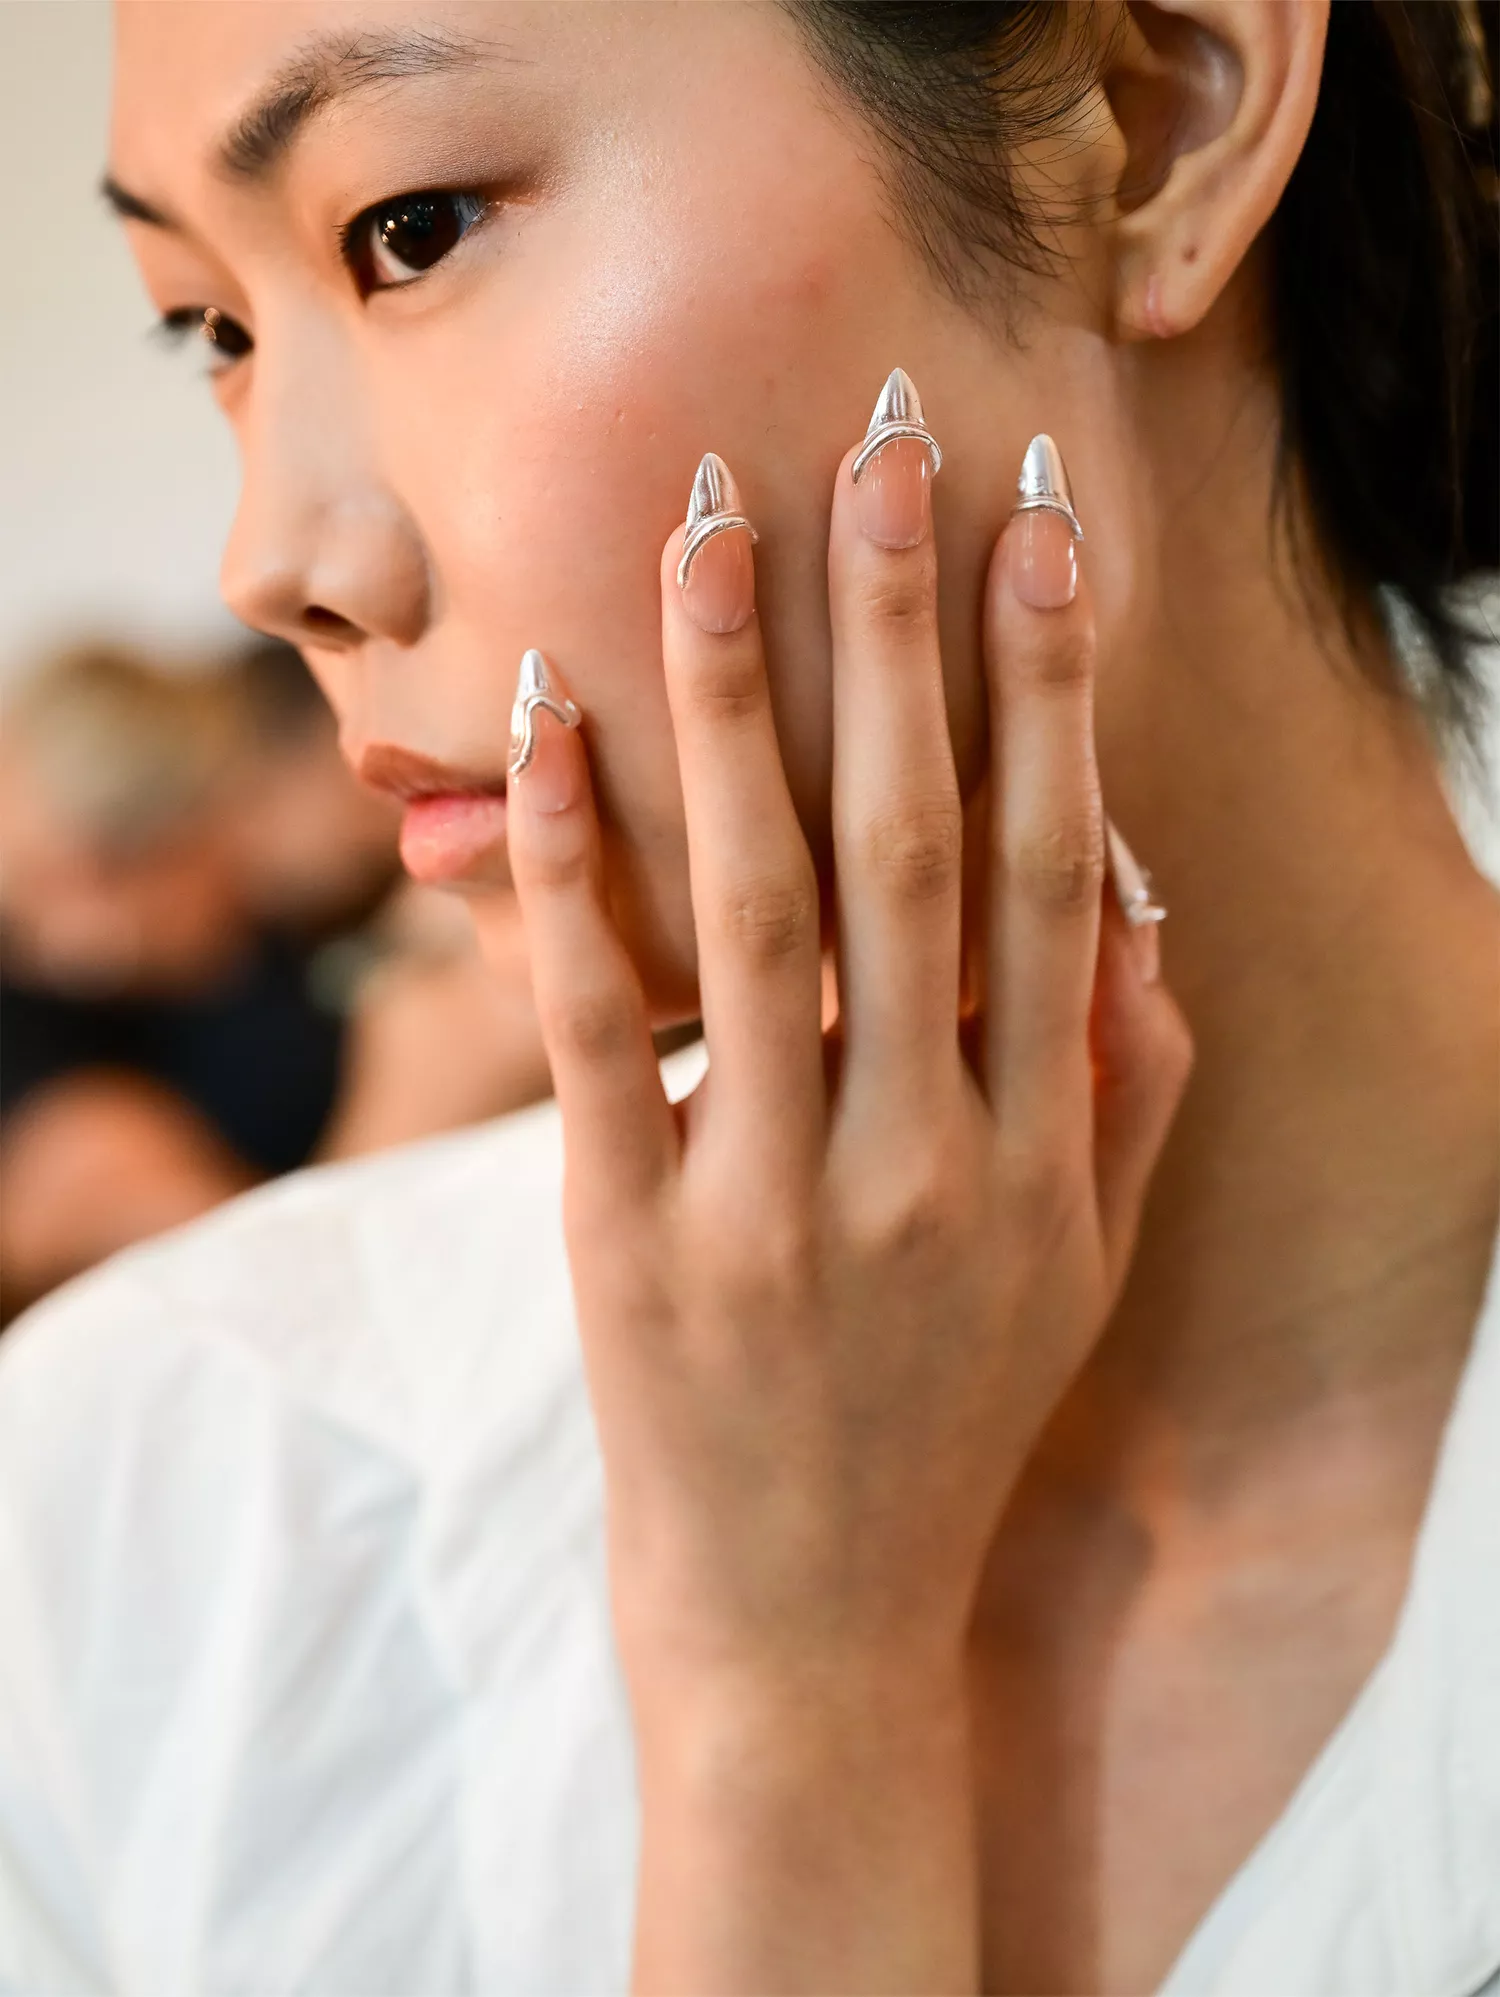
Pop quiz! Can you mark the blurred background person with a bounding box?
[0,637,552,1318]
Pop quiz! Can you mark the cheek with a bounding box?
[379,153,912,828]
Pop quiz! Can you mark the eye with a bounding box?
[342,189,490,292]
[156,305,253,373]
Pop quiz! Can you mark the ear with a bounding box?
[1102,0,1328,339]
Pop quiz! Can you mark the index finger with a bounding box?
[505,652,676,1209]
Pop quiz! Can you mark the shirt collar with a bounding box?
[1377,1213,1500,1992]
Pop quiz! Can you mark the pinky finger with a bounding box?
[1092,833,1193,1293]
[506,652,676,1208]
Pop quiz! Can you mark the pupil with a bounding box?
[377,196,461,271]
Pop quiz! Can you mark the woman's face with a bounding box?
[111,0,1103,1019]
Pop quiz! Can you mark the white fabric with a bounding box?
[0,1038,1496,1995]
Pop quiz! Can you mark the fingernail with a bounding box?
[1107,819,1166,982]
[851,367,941,548]
[677,453,757,634]
[509,648,582,809]
[1010,434,1081,610]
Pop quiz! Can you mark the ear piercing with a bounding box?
[509,648,581,779]
[852,367,943,484]
[1014,434,1084,542]
[676,453,758,591]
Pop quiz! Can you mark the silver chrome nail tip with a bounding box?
[874,366,924,431]
[852,366,943,484]
[1014,433,1083,541]
[677,451,758,591]
[509,647,582,779]
[1107,821,1167,928]
[687,451,739,530]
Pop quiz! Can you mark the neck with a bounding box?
[1067,337,1500,1498]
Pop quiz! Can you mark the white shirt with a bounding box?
[0,1040,1497,1996]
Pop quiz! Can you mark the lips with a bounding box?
[353,742,512,888]
[398,791,510,886]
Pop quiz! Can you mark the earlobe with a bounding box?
[1104,0,1329,341]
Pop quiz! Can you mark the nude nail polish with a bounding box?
[677,454,757,634]
[1010,434,1082,609]
[1011,512,1077,609]
[852,368,942,549]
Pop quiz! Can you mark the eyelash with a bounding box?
[154,187,493,372]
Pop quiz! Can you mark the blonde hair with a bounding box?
[3,644,246,857]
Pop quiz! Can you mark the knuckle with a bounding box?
[524,836,591,894]
[717,871,817,962]
[849,1149,962,1265]
[1007,811,1106,915]
[1018,621,1093,692]
[547,984,637,1068]
[859,552,936,633]
[684,650,765,726]
[719,1209,817,1299]
[999,1144,1081,1245]
[860,794,963,904]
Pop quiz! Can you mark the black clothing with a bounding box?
[0,937,344,1177]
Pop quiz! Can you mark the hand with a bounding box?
[503,415,1191,1992]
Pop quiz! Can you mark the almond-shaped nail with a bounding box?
[1107,819,1166,981]
[852,367,942,549]
[677,453,757,634]
[1010,434,1081,610]
[509,648,582,809]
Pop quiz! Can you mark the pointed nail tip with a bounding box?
[517,647,545,692]
[692,449,727,491]
[852,367,941,481]
[516,647,581,709]
[1019,433,1069,496]
[1015,434,1083,537]
[870,365,922,432]
[687,450,744,526]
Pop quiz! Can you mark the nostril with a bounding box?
[303,605,362,643]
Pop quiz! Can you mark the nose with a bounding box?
[219,330,431,652]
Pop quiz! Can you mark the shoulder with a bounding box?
[0,1123,571,1995]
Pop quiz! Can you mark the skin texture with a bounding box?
[108,1,1500,1987]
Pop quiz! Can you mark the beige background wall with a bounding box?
[0,0,240,683]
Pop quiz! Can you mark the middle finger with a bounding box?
[828,370,964,1129]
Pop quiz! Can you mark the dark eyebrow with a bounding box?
[100,176,176,229]
[214,26,498,183]
[99,24,502,223]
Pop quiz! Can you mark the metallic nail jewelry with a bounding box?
[851,368,943,484]
[509,648,582,780]
[1014,434,1084,541]
[1107,821,1167,929]
[676,453,758,592]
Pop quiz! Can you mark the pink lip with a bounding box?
[350,741,512,887]
[398,791,509,885]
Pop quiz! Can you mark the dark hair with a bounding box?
[788,0,1499,723]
